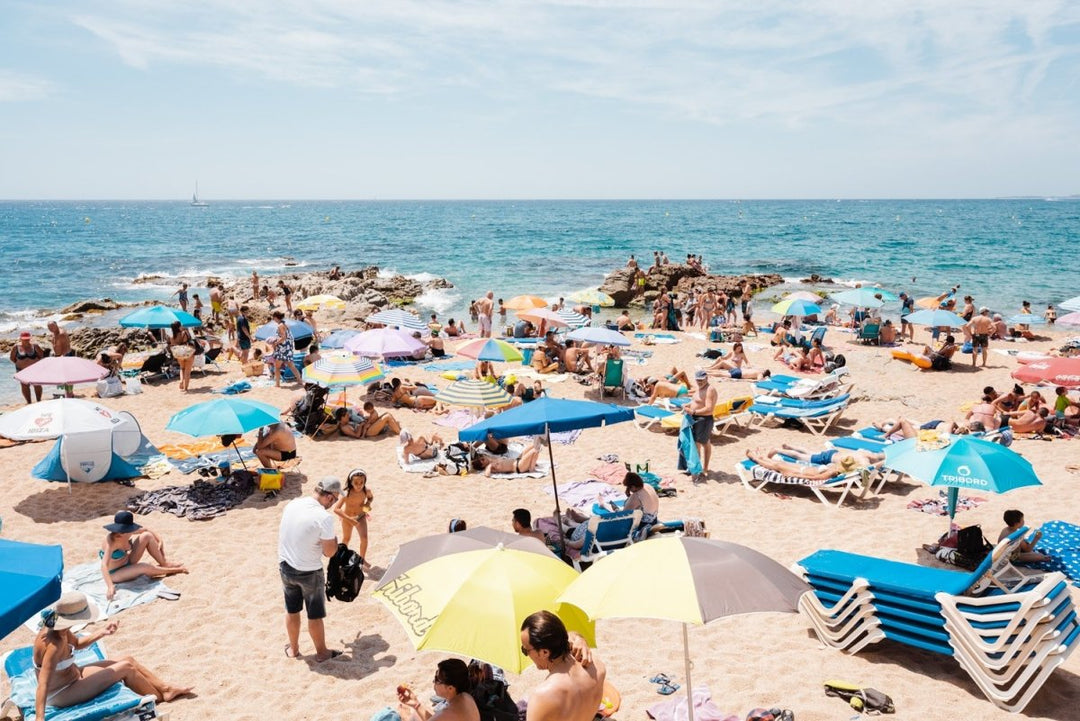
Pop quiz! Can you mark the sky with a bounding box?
[1,1,1079,199]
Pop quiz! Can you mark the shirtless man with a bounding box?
[966,307,994,367]
[47,321,72,357]
[1008,407,1050,434]
[746,447,871,480]
[476,291,494,338]
[614,310,635,331]
[519,610,605,721]
[776,443,885,466]
[511,508,548,544]
[684,370,718,479]
[254,422,298,468]
[563,342,593,375]
[209,284,224,324]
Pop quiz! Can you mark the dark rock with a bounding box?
[599,264,783,307]
[801,274,833,284]
[59,299,123,314]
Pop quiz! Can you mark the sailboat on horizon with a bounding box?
[190,182,209,207]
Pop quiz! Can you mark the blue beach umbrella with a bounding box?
[254,319,314,342]
[1007,315,1046,325]
[319,329,361,349]
[166,398,281,437]
[883,435,1041,519]
[771,298,822,316]
[902,308,967,328]
[1,539,63,640]
[459,398,636,552]
[119,305,202,329]
[831,288,897,308]
[566,327,631,347]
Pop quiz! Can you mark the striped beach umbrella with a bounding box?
[366,308,427,332]
[295,294,345,311]
[503,295,549,311]
[302,353,384,388]
[568,289,614,307]
[555,309,590,328]
[1056,312,1080,328]
[457,338,523,363]
[434,379,513,409]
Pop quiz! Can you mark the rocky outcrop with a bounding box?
[59,299,125,315]
[598,264,783,308]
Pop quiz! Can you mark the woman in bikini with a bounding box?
[33,592,192,720]
[391,378,437,409]
[474,437,543,477]
[704,342,747,374]
[9,331,45,403]
[168,320,196,392]
[697,289,717,329]
[400,430,443,460]
[99,512,187,601]
[333,469,374,565]
[356,401,401,437]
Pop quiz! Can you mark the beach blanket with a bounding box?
[127,473,256,521]
[647,686,737,721]
[169,447,259,475]
[1032,520,1080,586]
[906,491,987,516]
[158,438,251,460]
[588,461,676,488]
[509,367,571,383]
[396,444,440,474]
[435,409,483,429]
[544,480,624,509]
[635,332,680,344]
[421,360,475,372]
[215,379,252,394]
[22,562,177,633]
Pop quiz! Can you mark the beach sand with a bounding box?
[1,328,1077,720]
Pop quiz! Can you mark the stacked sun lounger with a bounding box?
[747,393,851,436]
[754,367,851,399]
[793,528,1080,712]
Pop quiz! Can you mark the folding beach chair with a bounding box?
[634,404,675,431]
[601,358,625,399]
[712,395,754,437]
[748,394,851,436]
[578,508,641,567]
[734,456,871,508]
[857,322,880,345]
[801,326,827,350]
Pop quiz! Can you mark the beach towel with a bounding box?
[509,367,571,383]
[435,409,484,429]
[158,438,251,460]
[22,562,176,634]
[676,415,702,476]
[906,491,987,516]
[1032,520,1080,586]
[126,473,257,521]
[647,686,736,721]
[589,461,676,488]
[421,360,475,372]
[544,480,625,508]
[396,444,441,474]
[169,447,258,475]
[635,333,680,344]
[215,379,252,394]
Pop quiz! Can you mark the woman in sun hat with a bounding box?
[32,591,192,718]
[100,511,188,601]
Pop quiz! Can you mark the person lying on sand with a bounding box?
[400,430,443,461]
[745,447,871,480]
[707,367,771,381]
[1006,407,1050,434]
[473,437,543,476]
[391,378,437,409]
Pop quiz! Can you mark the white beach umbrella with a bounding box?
[0,399,124,441]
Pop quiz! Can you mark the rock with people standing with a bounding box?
[598,263,782,307]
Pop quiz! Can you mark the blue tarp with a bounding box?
[32,438,142,482]
[457,397,635,442]
[1,540,63,640]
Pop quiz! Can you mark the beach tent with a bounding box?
[32,431,140,484]
[0,540,63,640]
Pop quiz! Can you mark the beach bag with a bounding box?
[96,375,123,398]
[955,525,993,570]
[444,443,471,475]
[468,661,518,721]
[326,543,364,602]
[825,680,894,715]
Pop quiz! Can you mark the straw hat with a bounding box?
[839,456,857,472]
[104,510,142,534]
[44,591,101,630]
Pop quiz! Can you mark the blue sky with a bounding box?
[1,1,1078,199]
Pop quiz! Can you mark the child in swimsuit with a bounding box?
[333,469,374,565]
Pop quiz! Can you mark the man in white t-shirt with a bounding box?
[279,477,341,662]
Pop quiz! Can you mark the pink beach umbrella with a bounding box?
[516,308,569,328]
[14,357,109,386]
[1056,311,1080,328]
[343,327,427,359]
[1011,357,1080,389]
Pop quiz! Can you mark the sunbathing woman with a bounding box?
[100,512,187,601]
[400,430,443,461]
[872,417,920,441]
[333,468,373,564]
[708,367,771,381]
[706,342,747,372]
[745,448,862,480]
[319,407,363,438]
[356,401,401,437]
[33,593,192,720]
[643,377,688,405]
[474,437,543,477]
[391,378,437,409]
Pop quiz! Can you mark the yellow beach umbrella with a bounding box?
[569,289,615,307]
[296,294,346,311]
[503,295,549,311]
[374,545,594,673]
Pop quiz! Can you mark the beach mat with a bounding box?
[1033,520,1080,587]
[545,479,625,508]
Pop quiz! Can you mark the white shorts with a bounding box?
[479,315,492,332]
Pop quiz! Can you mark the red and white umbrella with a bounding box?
[1011,357,1080,388]
[14,357,108,386]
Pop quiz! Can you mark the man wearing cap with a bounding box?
[9,331,45,403]
[279,477,342,662]
[966,307,994,368]
[685,369,718,480]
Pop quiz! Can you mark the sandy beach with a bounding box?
[2,323,1078,721]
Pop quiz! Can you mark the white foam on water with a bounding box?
[414,287,460,314]
[0,310,74,334]
[835,278,879,288]
[405,271,440,283]
[376,267,398,279]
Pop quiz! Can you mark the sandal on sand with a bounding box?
[316,650,343,663]
[649,673,671,685]
[657,683,680,695]
[284,645,300,659]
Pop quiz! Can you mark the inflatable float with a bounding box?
[891,349,932,369]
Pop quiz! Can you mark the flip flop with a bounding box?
[648,673,671,685]
[316,650,343,663]
[657,683,680,695]
[284,645,300,659]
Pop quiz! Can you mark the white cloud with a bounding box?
[0,69,55,102]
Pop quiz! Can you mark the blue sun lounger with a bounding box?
[793,528,1080,712]
[4,642,156,721]
[734,456,871,508]
[748,394,851,436]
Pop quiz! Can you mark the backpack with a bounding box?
[325,543,364,602]
[954,525,993,570]
[443,443,472,475]
[468,660,518,721]
[824,680,894,715]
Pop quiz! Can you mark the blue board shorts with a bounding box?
[810,449,838,465]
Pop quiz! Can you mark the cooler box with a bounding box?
[258,468,283,491]
[521,348,534,365]
[709,329,724,342]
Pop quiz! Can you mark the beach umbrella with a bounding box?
[457,338,523,363]
[516,308,569,328]
[831,288,894,308]
[1012,358,1080,389]
[1056,312,1080,328]
[295,294,345,311]
[0,540,63,640]
[13,357,108,386]
[434,379,513,409]
[302,353,384,388]
[902,308,967,328]
[555,308,590,328]
[770,298,822,316]
[1060,296,1080,312]
[0,399,124,441]
[319,329,362,349]
[166,397,281,469]
[784,291,823,302]
[566,327,631,347]
[344,327,427,359]
[503,295,549,311]
[373,527,556,593]
[254,319,314,342]
[366,308,427,332]
[373,545,593,673]
[558,537,810,721]
[568,289,615,307]
[458,398,635,552]
[1006,315,1046,325]
[119,305,202,329]
[883,435,1042,520]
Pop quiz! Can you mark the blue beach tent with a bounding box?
[32,437,142,483]
[1,539,63,640]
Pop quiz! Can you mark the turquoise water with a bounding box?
[2,199,1078,330]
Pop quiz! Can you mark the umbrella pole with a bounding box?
[232,441,250,471]
[682,622,695,721]
[546,426,569,556]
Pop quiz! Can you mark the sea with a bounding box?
[1,198,1077,404]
